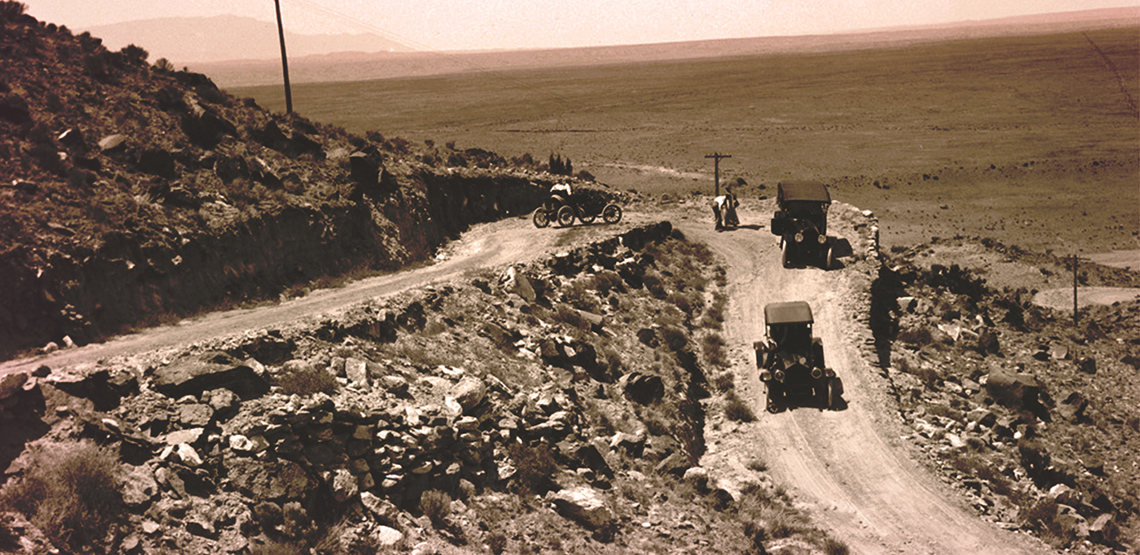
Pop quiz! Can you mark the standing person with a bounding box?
[712,194,727,230]
[711,191,738,230]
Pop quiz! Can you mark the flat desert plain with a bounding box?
[234,27,1139,258]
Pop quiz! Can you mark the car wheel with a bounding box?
[556,205,575,227]
[532,209,550,228]
[827,379,839,410]
[579,212,596,224]
[825,245,834,270]
[766,385,782,413]
[781,241,791,268]
[602,204,623,224]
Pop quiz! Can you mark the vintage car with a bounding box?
[754,301,841,412]
[770,181,834,269]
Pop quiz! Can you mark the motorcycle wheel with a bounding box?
[602,204,623,224]
[532,209,550,228]
[556,205,575,227]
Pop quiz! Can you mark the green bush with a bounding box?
[0,441,121,550]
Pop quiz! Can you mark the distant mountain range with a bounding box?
[85,14,411,65]
[85,7,1137,88]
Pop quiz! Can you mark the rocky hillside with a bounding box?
[0,222,849,555]
[0,4,614,359]
[873,240,1140,552]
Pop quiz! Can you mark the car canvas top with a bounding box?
[764,301,814,325]
[777,181,831,204]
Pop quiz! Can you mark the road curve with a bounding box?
[2,200,1055,553]
[685,201,1053,555]
[0,215,601,376]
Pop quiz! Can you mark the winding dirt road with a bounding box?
[686,200,1053,555]
[1,200,1054,553]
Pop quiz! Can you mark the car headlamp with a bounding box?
[774,369,786,382]
[794,232,804,243]
[811,368,823,379]
[818,234,827,244]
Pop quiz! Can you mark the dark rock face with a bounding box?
[152,352,270,400]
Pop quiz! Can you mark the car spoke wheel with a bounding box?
[556,205,575,227]
[532,209,550,228]
[602,204,622,224]
[781,241,791,268]
[579,212,596,224]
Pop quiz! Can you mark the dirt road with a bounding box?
[1,200,1054,553]
[0,215,599,377]
[685,200,1053,555]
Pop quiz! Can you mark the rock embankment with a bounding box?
[0,9,614,358]
[874,252,1140,551]
[1,222,841,554]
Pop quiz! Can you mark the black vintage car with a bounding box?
[754,301,841,412]
[770,181,834,269]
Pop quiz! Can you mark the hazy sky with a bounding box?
[22,0,1140,51]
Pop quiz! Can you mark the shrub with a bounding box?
[276,362,338,396]
[507,442,558,494]
[746,458,767,472]
[563,279,602,313]
[553,303,591,331]
[487,532,508,554]
[659,325,688,352]
[701,292,728,329]
[824,538,850,555]
[249,541,308,555]
[703,333,729,368]
[120,44,148,64]
[0,441,121,550]
[724,393,755,422]
[0,1,27,21]
[419,489,451,524]
[713,371,735,392]
[897,326,933,346]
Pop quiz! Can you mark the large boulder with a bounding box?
[152,352,270,400]
[984,371,1042,410]
[227,457,315,502]
[550,486,615,531]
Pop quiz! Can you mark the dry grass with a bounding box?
[0,441,122,550]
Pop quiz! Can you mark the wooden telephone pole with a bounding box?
[705,153,732,196]
[274,0,294,114]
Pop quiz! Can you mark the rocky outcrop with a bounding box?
[0,223,747,554]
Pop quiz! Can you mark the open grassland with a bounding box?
[234,27,1139,254]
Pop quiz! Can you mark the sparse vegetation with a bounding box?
[507,443,558,495]
[0,441,121,550]
[419,489,452,524]
[724,392,756,422]
[276,362,338,396]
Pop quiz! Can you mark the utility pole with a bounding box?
[274,0,293,114]
[705,153,732,196]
